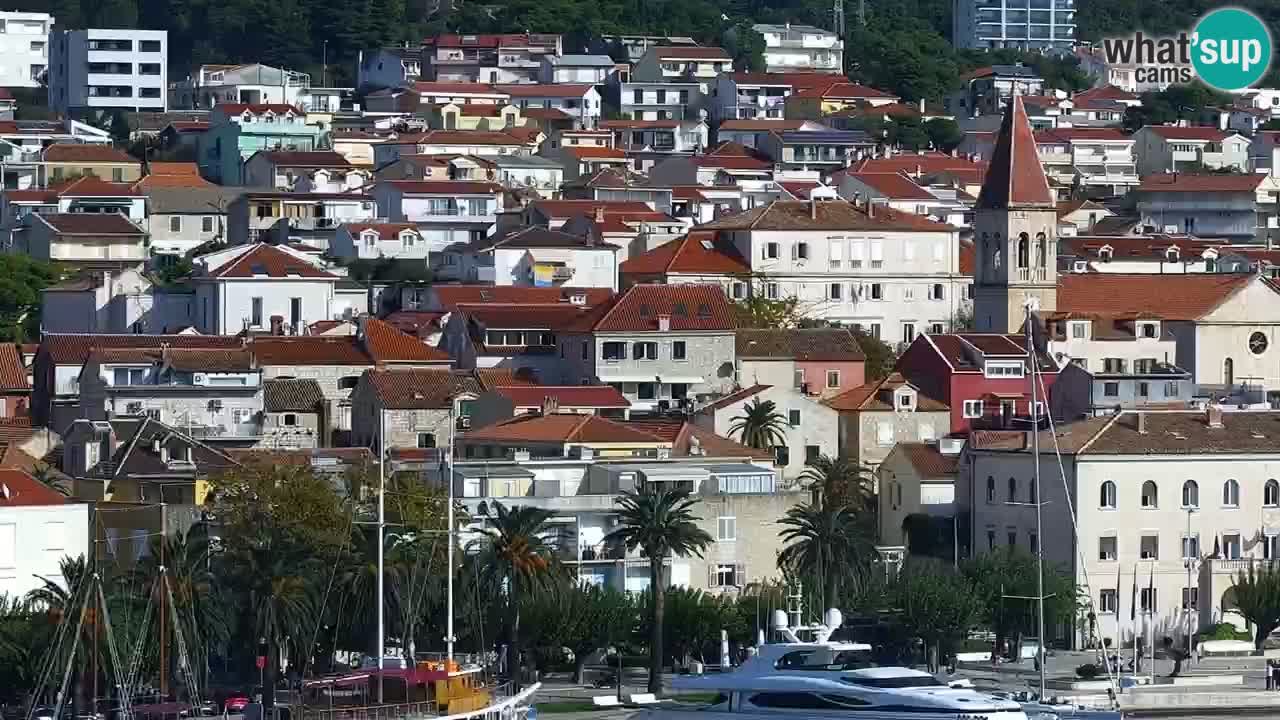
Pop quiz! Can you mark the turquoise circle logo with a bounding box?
[1192,7,1272,91]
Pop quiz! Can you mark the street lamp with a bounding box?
[1184,507,1198,659]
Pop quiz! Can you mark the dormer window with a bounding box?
[362,231,377,247]
[1070,321,1090,340]
[401,231,416,247]
[1098,246,1113,262]
[1072,260,1087,273]
[1166,247,1180,263]
[1139,322,1159,339]
[895,388,917,412]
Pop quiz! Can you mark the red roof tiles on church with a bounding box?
[976,95,1055,210]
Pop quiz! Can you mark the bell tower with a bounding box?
[972,95,1059,333]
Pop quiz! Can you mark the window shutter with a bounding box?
[829,240,842,262]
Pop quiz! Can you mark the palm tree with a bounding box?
[800,455,874,511]
[469,501,565,690]
[1231,562,1280,651]
[777,503,877,613]
[27,555,90,713]
[605,487,712,695]
[729,398,789,450]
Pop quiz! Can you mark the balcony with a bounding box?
[567,543,626,563]
[1016,267,1050,282]
[186,421,263,439]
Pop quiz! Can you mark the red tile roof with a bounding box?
[39,334,243,365]
[735,328,866,361]
[1074,85,1139,102]
[852,152,986,176]
[697,384,770,414]
[495,83,594,97]
[411,81,501,94]
[896,442,959,477]
[0,469,66,506]
[977,96,1055,210]
[43,144,137,163]
[592,284,736,332]
[1056,273,1257,321]
[365,368,489,409]
[653,46,731,60]
[824,372,948,411]
[249,337,375,366]
[619,231,752,276]
[1146,126,1229,141]
[1137,173,1265,193]
[362,317,451,363]
[259,150,353,167]
[382,180,502,194]
[790,82,896,100]
[54,176,142,197]
[618,418,775,460]
[465,413,666,444]
[563,146,627,159]
[432,285,613,310]
[533,200,661,219]
[38,213,144,235]
[718,119,807,131]
[838,171,935,200]
[205,244,337,280]
[0,344,28,391]
[464,304,608,333]
[493,385,630,409]
[343,222,420,239]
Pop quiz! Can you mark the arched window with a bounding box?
[1017,232,1030,268]
[1036,232,1048,268]
[994,247,1002,271]
[1141,480,1158,508]
[1100,481,1117,509]
[1008,477,1017,502]
[1223,479,1240,507]
[1224,357,1234,387]
[1266,479,1279,507]
[986,476,995,503]
[1182,480,1199,508]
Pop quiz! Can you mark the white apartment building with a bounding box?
[1034,127,1137,197]
[750,23,843,74]
[617,81,703,121]
[964,409,1280,649]
[0,12,52,89]
[0,480,89,599]
[48,28,168,114]
[1133,126,1249,175]
[699,199,970,347]
[170,63,311,110]
[953,0,1076,51]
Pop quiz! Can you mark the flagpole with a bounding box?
[1025,303,1047,701]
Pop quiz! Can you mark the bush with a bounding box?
[1202,623,1250,641]
[1075,663,1100,679]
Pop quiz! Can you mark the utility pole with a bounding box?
[159,501,168,700]
[833,0,845,36]
[377,410,386,704]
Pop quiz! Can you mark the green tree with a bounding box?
[728,398,788,450]
[209,464,347,709]
[851,328,895,381]
[962,547,1080,655]
[0,254,61,341]
[469,501,565,689]
[777,503,877,613]
[524,581,634,683]
[800,454,874,511]
[1231,563,1280,652]
[893,557,982,671]
[723,20,766,72]
[605,487,713,695]
[924,117,963,153]
[732,294,805,329]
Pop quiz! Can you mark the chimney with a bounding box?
[1207,404,1224,428]
[809,196,817,220]
[658,313,671,331]
[593,205,606,223]
[270,315,284,335]
[1136,411,1147,434]
[915,163,922,177]
[541,395,560,416]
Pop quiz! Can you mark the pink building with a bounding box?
[736,328,866,399]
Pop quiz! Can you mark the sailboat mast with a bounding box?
[446,400,455,663]
[160,501,168,700]
[1026,304,1047,700]
[377,410,386,704]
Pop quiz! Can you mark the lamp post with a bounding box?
[1184,507,1197,659]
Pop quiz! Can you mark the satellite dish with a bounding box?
[772,609,789,631]
[824,608,844,629]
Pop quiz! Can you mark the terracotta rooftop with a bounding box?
[259,150,353,167]
[0,344,28,391]
[410,81,500,94]
[1081,411,1280,455]
[263,378,325,412]
[392,130,528,146]
[361,317,451,363]
[465,413,666,445]
[618,418,775,460]
[38,334,243,365]
[203,244,337,280]
[619,231,752,277]
[492,385,630,409]
[1057,273,1257,321]
[1137,173,1266,193]
[976,96,1055,210]
[698,199,951,232]
[496,83,595,97]
[824,372,948,412]
[592,284,736,333]
[735,328,866,361]
[696,384,770,414]
[895,442,959,478]
[790,82,896,100]
[43,143,137,163]
[343,222,420,239]
[533,200,666,220]
[853,152,986,178]
[38,213,145,235]
[1146,126,1229,141]
[365,368,493,409]
[562,146,627,159]
[1074,85,1139,102]
[718,119,807,131]
[431,285,613,310]
[0,469,66,506]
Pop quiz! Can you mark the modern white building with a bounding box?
[0,11,53,89]
[48,28,168,114]
[170,63,311,110]
[329,222,428,261]
[750,23,844,74]
[436,226,619,289]
[1133,126,1250,176]
[539,55,615,85]
[952,0,1076,51]
[964,409,1280,649]
[191,243,338,335]
[0,474,90,599]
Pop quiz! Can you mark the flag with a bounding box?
[1130,565,1138,622]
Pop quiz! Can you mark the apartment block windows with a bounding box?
[169,216,181,233]
[870,283,882,300]
[963,400,984,419]
[789,409,801,426]
[633,342,658,360]
[140,40,162,52]
[929,283,944,300]
[672,341,686,361]
[1140,587,1157,614]
[829,283,842,301]
[1182,534,1199,560]
[1099,589,1117,613]
[1140,534,1158,560]
[1141,480,1158,508]
[764,242,780,259]
[251,297,263,327]
[602,342,627,361]
[717,516,737,541]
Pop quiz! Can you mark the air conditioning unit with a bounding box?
[456,416,472,430]
[193,373,207,385]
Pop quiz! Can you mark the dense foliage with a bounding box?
[0,255,60,341]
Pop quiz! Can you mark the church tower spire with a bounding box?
[972,95,1059,333]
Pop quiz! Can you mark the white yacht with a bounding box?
[646,608,1034,720]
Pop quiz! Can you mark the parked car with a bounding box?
[224,695,250,713]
